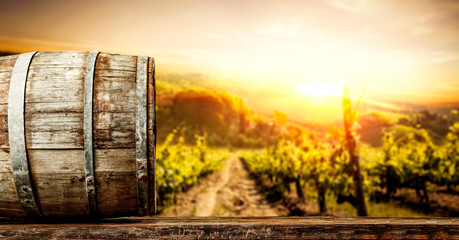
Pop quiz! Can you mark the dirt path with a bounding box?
[160,155,288,217]
[193,155,234,216]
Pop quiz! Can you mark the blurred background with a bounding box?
[1,0,458,217]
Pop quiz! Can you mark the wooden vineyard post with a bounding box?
[342,86,368,216]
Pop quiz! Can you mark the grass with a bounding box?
[325,195,430,217]
[189,206,197,217]
[367,201,428,217]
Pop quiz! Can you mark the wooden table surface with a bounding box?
[0,217,458,239]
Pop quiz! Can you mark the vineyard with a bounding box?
[156,129,230,212]
[151,78,459,217]
[239,115,459,216]
[153,74,459,217]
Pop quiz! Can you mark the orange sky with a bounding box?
[1,0,458,107]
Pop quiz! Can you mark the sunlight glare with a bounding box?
[298,82,342,98]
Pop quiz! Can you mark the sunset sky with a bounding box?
[1,0,459,108]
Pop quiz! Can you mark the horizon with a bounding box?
[1,0,459,114]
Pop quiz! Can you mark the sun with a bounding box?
[298,83,342,98]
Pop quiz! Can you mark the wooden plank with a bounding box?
[22,111,83,149]
[25,67,85,104]
[31,172,89,218]
[27,150,88,217]
[93,70,136,112]
[95,53,137,71]
[0,131,7,149]
[0,60,10,151]
[94,69,137,79]
[0,98,14,206]
[93,112,135,130]
[0,55,18,74]
[0,207,25,218]
[28,52,88,69]
[136,55,149,216]
[0,103,6,149]
[147,57,156,213]
[0,150,12,173]
[93,129,134,149]
[1,52,139,150]
[95,149,137,216]
[25,102,83,114]
[25,130,83,149]
[25,112,83,131]
[93,54,137,150]
[0,83,9,103]
[0,217,457,239]
[13,53,86,150]
[0,150,18,199]
[27,150,84,173]
[26,149,138,217]
[0,72,12,82]
[95,171,137,216]
[94,149,135,172]
[0,150,24,217]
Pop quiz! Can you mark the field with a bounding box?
[154,72,459,217]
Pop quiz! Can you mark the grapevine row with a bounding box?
[156,129,230,212]
[240,121,459,215]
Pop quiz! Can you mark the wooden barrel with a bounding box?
[0,51,156,218]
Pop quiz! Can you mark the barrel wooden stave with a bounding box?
[24,52,87,217]
[93,53,138,216]
[0,54,24,218]
[0,51,155,218]
[147,57,156,210]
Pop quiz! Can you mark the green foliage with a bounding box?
[157,87,256,146]
[239,134,354,213]
[155,74,458,215]
[362,118,459,203]
[155,73,305,148]
[156,129,230,212]
[241,113,459,215]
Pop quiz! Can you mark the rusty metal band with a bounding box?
[136,55,149,215]
[8,51,41,217]
[84,50,100,216]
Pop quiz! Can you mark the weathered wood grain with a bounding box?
[28,52,89,69]
[0,150,25,218]
[27,149,87,217]
[26,67,85,103]
[94,149,137,216]
[147,57,156,214]
[0,55,18,75]
[0,51,155,218]
[0,56,14,151]
[0,217,457,239]
[95,53,137,71]
[0,53,29,217]
[17,148,138,217]
[93,55,136,150]
[0,84,9,103]
[0,204,25,218]
[93,70,136,112]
